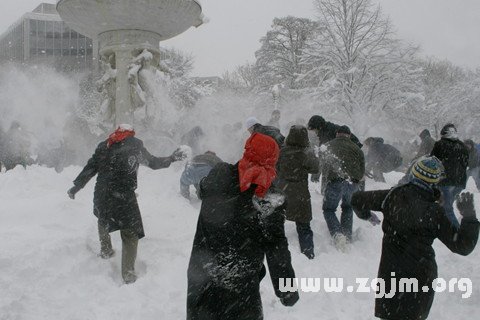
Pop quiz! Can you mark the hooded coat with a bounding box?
[186,162,297,320]
[431,137,469,187]
[351,184,479,320]
[277,126,319,223]
[72,136,173,238]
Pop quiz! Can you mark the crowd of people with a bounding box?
[3,110,478,319]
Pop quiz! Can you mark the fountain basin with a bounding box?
[56,0,203,41]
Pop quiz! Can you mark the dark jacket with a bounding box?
[416,131,436,159]
[464,140,480,169]
[72,136,173,238]
[277,126,319,223]
[187,162,297,320]
[351,184,479,320]
[321,136,365,183]
[366,138,402,172]
[252,123,285,148]
[316,121,362,148]
[431,138,469,187]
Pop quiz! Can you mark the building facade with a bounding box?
[0,3,97,72]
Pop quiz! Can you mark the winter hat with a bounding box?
[336,125,351,136]
[245,117,259,129]
[307,115,325,130]
[440,123,458,139]
[411,156,444,184]
[238,132,280,198]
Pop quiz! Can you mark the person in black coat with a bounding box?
[431,123,469,228]
[416,129,436,159]
[364,137,403,182]
[464,139,480,191]
[351,156,479,320]
[307,115,362,148]
[67,124,186,284]
[187,132,299,320]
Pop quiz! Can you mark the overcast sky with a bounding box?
[1,0,479,76]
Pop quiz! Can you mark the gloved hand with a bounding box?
[456,192,476,219]
[368,212,381,226]
[171,148,187,162]
[67,185,81,200]
[253,196,275,217]
[280,292,299,307]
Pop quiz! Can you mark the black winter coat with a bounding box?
[316,121,362,148]
[73,137,173,238]
[431,138,469,187]
[187,163,297,320]
[277,126,319,223]
[416,135,436,159]
[352,184,479,320]
[366,138,402,172]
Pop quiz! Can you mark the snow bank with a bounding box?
[0,166,479,319]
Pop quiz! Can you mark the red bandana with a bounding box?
[107,126,135,147]
[238,133,280,198]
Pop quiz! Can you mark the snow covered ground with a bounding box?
[1,165,479,319]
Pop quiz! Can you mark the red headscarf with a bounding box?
[238,133,280,198]
[107,124,135,147]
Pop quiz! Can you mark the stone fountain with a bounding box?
[57,0,203,126]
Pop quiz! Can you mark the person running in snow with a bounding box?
[430,123,469,228]
[351,156,479,320]
[2,121,34,171]
[307,115,362,191]
[364,137,403,182]
[67,124,186,284]
[277,125,319,259]
[245,116,285,148]
[416,129,436,159]
[180,151,223,200]
[319,126,365,250]
[464,139,480,191]
[187,132,298,320]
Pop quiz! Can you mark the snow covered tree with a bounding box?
[414,59,480,138]
[255,16,318,92]
[302,0,423,133]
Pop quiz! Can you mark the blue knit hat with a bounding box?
[411,156,444,184]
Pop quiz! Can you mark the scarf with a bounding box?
[107,125,135,147]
